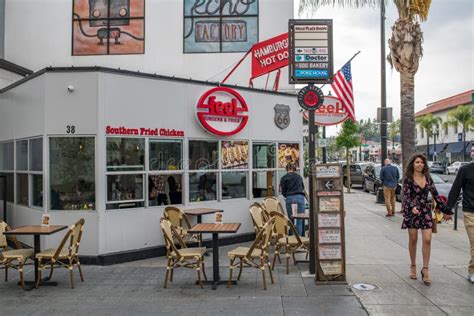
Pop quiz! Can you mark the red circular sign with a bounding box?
[196,87,249,136]
[303,91,319,107]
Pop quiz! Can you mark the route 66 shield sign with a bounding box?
[274,104,290,129]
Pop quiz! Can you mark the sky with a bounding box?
[294,0,473,136]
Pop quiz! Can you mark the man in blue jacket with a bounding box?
[380,158,400,217]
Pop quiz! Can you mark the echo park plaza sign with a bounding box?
[302,96,349,126]
[196,87,249,136]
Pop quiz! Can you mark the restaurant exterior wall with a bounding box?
[0,69,302,258]
[4,0,293,89]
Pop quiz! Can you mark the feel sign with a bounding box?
[289,19,334,84]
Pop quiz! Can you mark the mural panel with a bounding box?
[73,0,145,55]
[184,0,259,53]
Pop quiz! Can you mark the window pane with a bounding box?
[29,138,43,171]
[107,138,145,171]
[252,171,276,198]
[222,141,248,169]
[253,143,275,169]
[16,140,28,171]
[16,174,28,206]
[189,140,218,170]
[3,173,14,202]
[189,172,217,202]
[50,137,95,211]
[148,174,183,206]
[107,174,143,202]
[277,143,300,168]
[222,171,247,199]
[149,140,182,171]
[32,174,43,207]
[0,142,14,170]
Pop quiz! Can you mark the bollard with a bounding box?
[376,187,385,204]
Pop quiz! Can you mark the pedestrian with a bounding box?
[380,158,400,216]
[280,162,305,236]
[401,154,453,285]
[446,161,474,283]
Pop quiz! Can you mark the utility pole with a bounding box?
[322,126,327,163]
[380,0,388,165]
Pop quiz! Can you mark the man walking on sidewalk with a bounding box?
[447,161,474,283]
[380,158,400,217]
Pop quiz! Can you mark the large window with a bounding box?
[50,137,95,211]
[15,138,43,208]
[0,141,14,202]
[183,0,259,53]
[72,0,145,56]
[107,138,145,171]
[189,140,218,170]
[189,172,217,202]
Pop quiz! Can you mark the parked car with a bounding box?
[362,164,402,196]
[343,162,373,188]
[446,161,469,175]
[428,161,445,174]
[396,173,454,203]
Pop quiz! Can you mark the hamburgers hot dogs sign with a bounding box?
[196,87,249,136]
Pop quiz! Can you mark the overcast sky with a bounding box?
[294,0,473,136]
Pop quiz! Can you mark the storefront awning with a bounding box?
[445,142,472,154]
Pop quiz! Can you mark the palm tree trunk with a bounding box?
[426,136,430,160]
[463,129,467,162]
[400,72,416,172]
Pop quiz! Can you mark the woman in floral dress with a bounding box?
[402,154,453,285]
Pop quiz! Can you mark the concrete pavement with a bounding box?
[0,189,472,315]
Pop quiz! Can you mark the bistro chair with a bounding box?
[0,221,34,289]
[227,217,276,290]
[249,203,268,235]
[270,211,309,274]
[35,218,85,289]
[160,218,207,289]
[262,197,285,216]
[163,206,201,246]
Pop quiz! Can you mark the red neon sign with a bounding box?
[196,87,249,136]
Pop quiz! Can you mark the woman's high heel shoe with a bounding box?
[410,265,417,280]
[420,267,431,286]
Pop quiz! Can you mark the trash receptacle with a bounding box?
[376,187,385,204]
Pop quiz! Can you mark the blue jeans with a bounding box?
[285,194,305,236]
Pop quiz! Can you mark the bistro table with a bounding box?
[188,223,240,290]
[184,208,223,256]
[4,225,68,290]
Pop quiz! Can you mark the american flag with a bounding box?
[331,62,355,121]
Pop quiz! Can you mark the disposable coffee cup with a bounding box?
[215,212,223,224]
[291,203,298,217]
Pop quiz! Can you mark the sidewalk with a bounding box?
[0,190,472,315]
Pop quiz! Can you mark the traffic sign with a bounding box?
[298,85,324,111]
[289,20,334,84]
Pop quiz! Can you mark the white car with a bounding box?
[446,161,469,175]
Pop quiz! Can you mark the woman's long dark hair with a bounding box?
[404,154,430,178]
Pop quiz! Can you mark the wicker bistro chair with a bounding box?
[262,197,285,216]
[160,218,207,289]
[35,218,85,289]
[227,217,276,290]
[270,211,309,274]
[249,203,269,235]
[163,206,201,246]
[0,221,34,289]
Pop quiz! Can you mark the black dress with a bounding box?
[401,176,452,230]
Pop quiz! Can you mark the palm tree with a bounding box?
[416,113,442,160]
[443,105,474,161]
[300,0,432,170]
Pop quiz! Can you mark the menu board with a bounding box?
[315,165,340,178]
[316,179,341,192]
[319,197,340,212]
[277,143,300,168]
[319,245,342,260]
[221,141,248,169]
[318,213,340,227]
[320,260,343,275]
[319,229,341,243]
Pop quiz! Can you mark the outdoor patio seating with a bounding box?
[270,211,309,274]
[227,217,276,290]
[164,206,201,246]
[35,218,85,289]
[249,202,268,235]
[262,197,286,216]
[160,218,207,289]
[0,221,34,289]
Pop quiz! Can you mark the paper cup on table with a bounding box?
[215,212,223,224]
[291,203,298,217]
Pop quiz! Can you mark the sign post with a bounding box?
[290,19,334,277]
[313,164,346,283]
